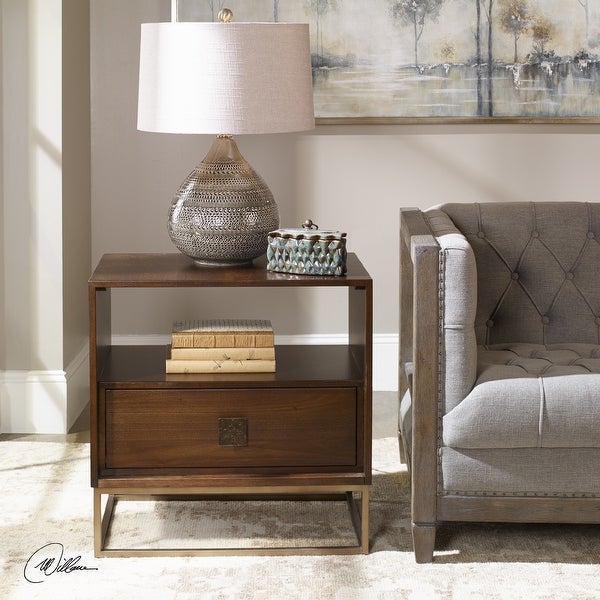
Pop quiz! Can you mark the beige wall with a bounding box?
[1,0,598,425]
[1,0,66,370]
[2,0,32,370]
[62,0,91,365]
[0,0,90,432]
[91,2,600,353]
[1,0,90,370]
[0,0,4,370]
[92,0,600,344]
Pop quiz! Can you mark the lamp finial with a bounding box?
[218,8,233,22]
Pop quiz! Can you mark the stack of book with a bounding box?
[165,319,276,373]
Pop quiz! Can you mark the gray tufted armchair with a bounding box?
[399,202,600,563]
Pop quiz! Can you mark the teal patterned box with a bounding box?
[266,220,347,276]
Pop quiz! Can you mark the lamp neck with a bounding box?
[203,135,245,165]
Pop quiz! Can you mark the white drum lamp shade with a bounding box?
[137,21,314,267]
[138,22,315,135]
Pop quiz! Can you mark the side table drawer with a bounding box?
[103,388,357,469]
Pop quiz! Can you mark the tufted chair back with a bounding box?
[438,202,600,346]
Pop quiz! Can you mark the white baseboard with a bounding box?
[66,343,90,431]
[114,333,399,392]
[372,334,398,392]
[0,369,68,434]
[0,343,89,434]
[0,334,398,433]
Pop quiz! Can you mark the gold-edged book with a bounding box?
[171,319,274,349]
[165,359,276,374]
[170,346,275,361]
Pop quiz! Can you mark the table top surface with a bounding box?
[89,252,372,288]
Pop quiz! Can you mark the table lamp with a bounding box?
[137,8,314,267]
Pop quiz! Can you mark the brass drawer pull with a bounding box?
[218,418,248,447]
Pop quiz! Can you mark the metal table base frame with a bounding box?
[93,485,369,557]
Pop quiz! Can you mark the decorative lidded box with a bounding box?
[267,219,347,276]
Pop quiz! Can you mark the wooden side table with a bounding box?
[89,253,372,557]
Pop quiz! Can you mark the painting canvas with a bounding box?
[178,0,600,122]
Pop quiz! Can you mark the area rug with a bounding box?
[1,438,600,599]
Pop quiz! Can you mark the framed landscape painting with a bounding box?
[177,0,600,123]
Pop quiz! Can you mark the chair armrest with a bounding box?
[399,208,439,399]
[399,208,440,537]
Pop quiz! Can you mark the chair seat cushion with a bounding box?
[443,343,600,449]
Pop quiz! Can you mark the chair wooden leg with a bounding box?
[412,523,436,563]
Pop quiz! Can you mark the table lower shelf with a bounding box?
[93,485,369,557]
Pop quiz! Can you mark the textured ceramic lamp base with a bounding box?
[168,136,280,267]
